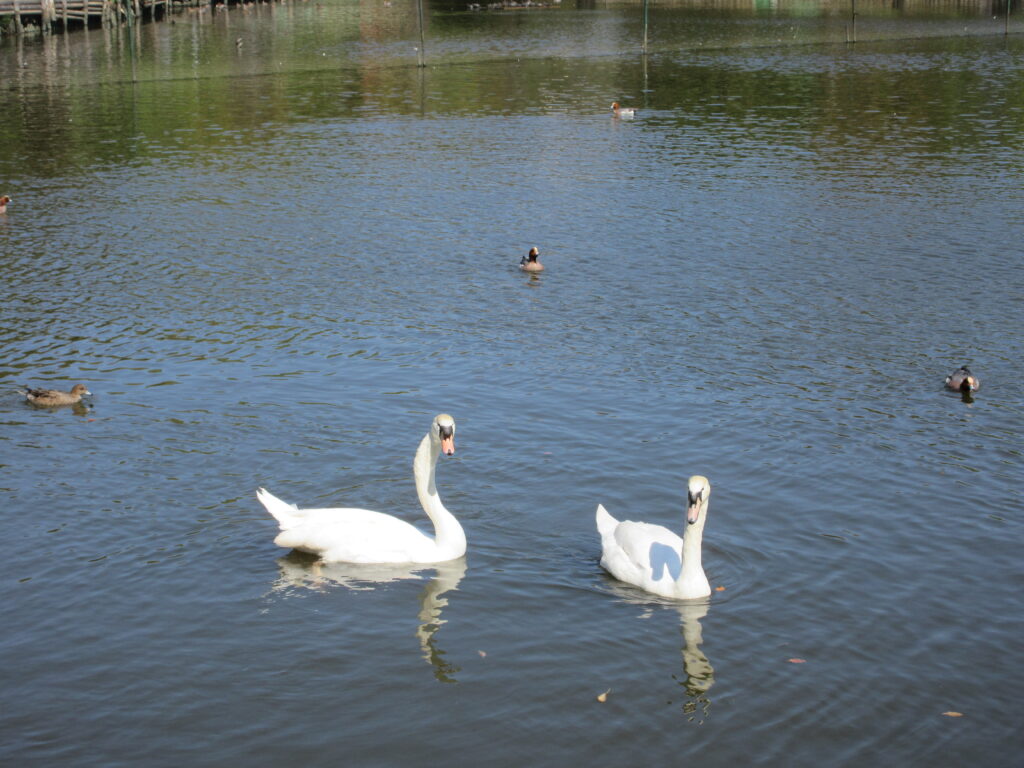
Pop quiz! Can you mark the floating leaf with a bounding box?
[597,688,611,703]
[715,586,726,592]
[788,658,806,664]
[942,711,963,718]
[477,650,487,658]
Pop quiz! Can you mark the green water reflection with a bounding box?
[2,33,1022,181]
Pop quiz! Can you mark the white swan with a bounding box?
[257,414,465,564]
[596,475,712,599]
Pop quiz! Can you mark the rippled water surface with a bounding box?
[1,2,1023,765]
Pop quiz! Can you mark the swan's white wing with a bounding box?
[611,521,683,572]
[274,507,436,564]
[600,518,684,596]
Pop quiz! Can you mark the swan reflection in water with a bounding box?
[272,552,467,683]
[608,584,716,721]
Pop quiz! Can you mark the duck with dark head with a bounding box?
[945,366,980,398]
[519,246,543,272]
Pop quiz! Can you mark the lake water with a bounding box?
[1,1,1022,765]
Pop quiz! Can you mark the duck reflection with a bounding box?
[608,584,716,721]
[272,552,467,683]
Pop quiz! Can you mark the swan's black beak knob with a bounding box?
[686,489,702,525]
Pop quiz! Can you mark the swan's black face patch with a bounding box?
[686,487,704,525]
[438,424,453,440]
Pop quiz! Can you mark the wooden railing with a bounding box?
[0,0,173,33]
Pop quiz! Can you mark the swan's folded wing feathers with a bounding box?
[276,509,433,563]
[612,521,682,567]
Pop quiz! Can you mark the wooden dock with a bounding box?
[0,0,174,34]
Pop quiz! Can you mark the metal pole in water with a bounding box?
[416,0,426,68]
[641,0,649,55]
[642,45,648,94]
[124,0,138,81]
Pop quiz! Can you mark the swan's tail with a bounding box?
[257,487,302,530]
[595,504,619,536]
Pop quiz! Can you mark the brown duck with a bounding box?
[944,366,980,395]
[20,383,92,406]
[519,246,544,272]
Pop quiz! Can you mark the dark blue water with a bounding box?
[1,3,1022,765]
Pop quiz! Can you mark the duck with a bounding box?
[945,366,980,394]
[610,102,636,118]
[519,246,544,272]
[257,414,466,564]
[19,383,91,407]
[596,475,712,600]
[0,196,11,214]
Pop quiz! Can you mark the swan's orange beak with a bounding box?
[441,435,455,456]
[686,503,700,525]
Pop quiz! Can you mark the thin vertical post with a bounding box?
[1006,0,1011,36]
[124,0,138,77]
[851,0,857,43]
[641,45,650,104]
[416,0,426,68]
[641,0,649,55]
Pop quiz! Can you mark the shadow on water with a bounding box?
[270,552,467,684]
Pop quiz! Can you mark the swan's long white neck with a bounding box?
[678,499,709,592]
[413,431,466,559]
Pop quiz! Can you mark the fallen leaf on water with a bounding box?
[477,650,487,658]
[788,658,806,664]
[86,419,96,422]
[715,586,726,592]
[942,711,963,718]
[597,689,611,703]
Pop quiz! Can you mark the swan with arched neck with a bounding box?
[257,414,465,563]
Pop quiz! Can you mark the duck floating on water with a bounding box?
[610,102,636,118]
[945,366,980,395]
[19,383,91,407]
[519,246,544,272]
[0,196,11,214]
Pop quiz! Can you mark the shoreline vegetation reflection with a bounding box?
[3,38,1022,178]
[2,0,1021,179]
[1,1,1020,75]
